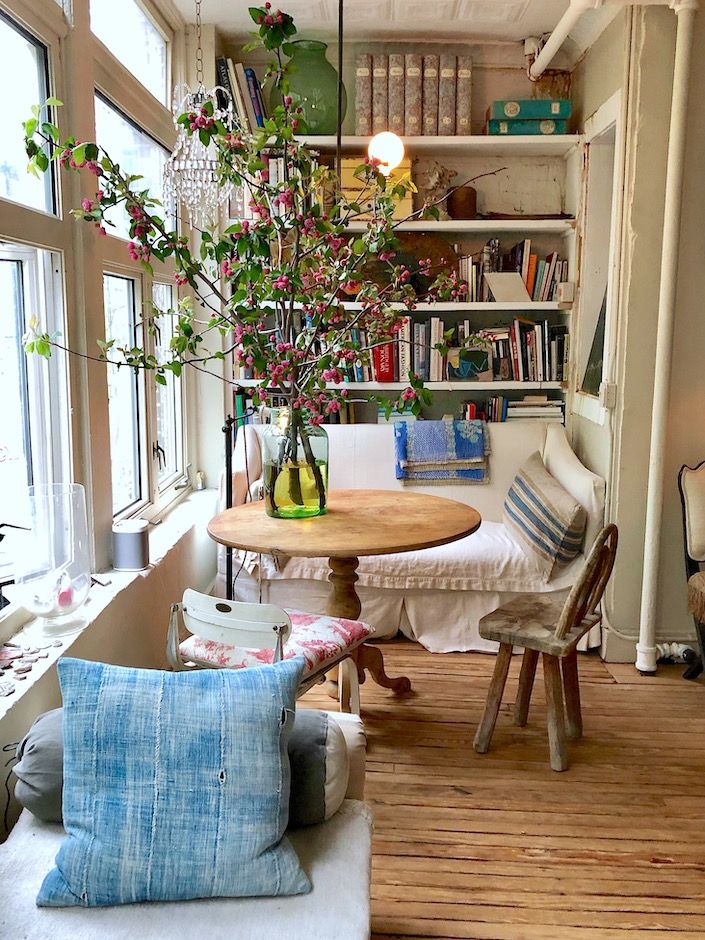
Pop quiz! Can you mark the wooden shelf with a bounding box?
[296,134,582,159]
[335,301,570,313]
[233,379,563,392]
[344,219,575,234]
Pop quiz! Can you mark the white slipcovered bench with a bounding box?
[0,712,372,940]
[217,421,606,653]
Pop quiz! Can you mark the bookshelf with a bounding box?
[230,131,583,424]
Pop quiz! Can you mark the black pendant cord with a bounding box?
[336,0,344,190]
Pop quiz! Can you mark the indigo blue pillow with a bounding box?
[37,657,310,907]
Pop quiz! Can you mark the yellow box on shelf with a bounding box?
[338,157,413,220]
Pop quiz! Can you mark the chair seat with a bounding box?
[479,590,599,657]
[180,609,374,676]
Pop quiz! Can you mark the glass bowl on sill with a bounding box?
[14,483,91,640]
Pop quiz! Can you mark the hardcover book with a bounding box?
[456,55,472,135]
[438,55,456,135]
[372,54,388,134]
[373,341,395,382]
[387,53,405,135]
[487,118,568,136]
[422,54,439,136]
[355,53,372,136]
[488,99,572,120]
[404,54,422,136]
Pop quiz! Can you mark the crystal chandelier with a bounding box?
[163,0,233,229]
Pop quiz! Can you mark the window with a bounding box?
[152,282,184,487]
[94,95,171,239]
[0,242,69,564]
[89,0,168,104]
[0,12,53,214]
[103,273,144,515]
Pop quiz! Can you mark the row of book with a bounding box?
[463,395,565,423]
[455,239,569,303]
[215,56,266,133]
[230,151,321,220]
[355,53,472,138]
[480,320,569,383]
[343,317,568,384]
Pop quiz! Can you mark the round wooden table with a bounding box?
[209,489,481,702]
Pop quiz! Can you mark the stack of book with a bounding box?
[355,52,472,137]
[215,57,266,133]
[485,99,572,136]
[505,395,565,423]
[455,239,569,303]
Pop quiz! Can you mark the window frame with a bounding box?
[0,0,190,573]
[573,90,625,427]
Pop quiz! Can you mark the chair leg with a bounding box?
[562,649,583,740]
[474,643,513,755]
[514,648,539,727]
[543,653,569,772]
[338,657,361,715]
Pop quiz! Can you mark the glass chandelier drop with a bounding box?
[163,0,233,229]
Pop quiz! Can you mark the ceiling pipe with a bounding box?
[528,0,600,80]
[528,0,679,80]
[637,0,699,673]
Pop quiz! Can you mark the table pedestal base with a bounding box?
[326,556,411,704]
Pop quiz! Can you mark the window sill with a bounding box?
[0,489,217,723]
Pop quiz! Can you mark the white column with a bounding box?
[636,0,699,673]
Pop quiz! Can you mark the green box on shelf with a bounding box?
[488,99,572,120]
[487,119,568,137]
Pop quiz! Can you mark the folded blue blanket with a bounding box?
[394,419,490,483]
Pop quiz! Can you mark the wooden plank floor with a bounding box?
[303,639,705,939]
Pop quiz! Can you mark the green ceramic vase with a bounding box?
[270,40,347,135]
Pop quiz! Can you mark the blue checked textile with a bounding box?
[394,419,490,483]
[503,451,587,580]
[37,657,310,907]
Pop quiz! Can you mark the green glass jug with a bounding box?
[270,40,347,135]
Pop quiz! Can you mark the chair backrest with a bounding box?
[555,524,618,640]
[181,589,292,654]
[678,462,705,578]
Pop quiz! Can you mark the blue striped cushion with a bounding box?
[503,451,587,579]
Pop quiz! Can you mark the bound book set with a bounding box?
[355,53,472,137]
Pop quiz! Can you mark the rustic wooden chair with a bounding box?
[678,461,705,680]
[473,524,618,771]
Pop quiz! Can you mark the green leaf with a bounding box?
[45,97,63,107]
[199,128,210,147]
[35,151,49,172]
[72,143,87,165]
[248,6,264,23]
[24,118,38,137]
[155,373,167,386]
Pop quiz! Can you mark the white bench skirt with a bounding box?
[0,800,373,940]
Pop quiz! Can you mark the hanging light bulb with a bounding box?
[367,131,405,177]
[163,0,233,229]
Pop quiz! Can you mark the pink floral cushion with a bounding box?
[179,609,374,675]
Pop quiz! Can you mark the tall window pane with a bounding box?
[94,96,169,240]
[0,244,69,576]
[0,13,53,213]
[152,282,183,485]
[90,0,168,104]
[104,274,142,514]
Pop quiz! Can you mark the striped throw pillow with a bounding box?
[503,451,587,580]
